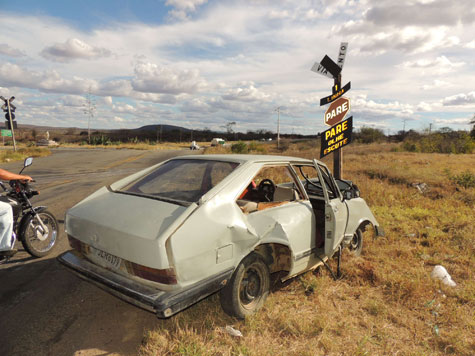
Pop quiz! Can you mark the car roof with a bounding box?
[172,154,315,164]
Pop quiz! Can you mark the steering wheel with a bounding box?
[258,179,276,202]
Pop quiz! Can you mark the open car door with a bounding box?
[313,159,348,257]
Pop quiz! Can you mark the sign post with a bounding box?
[1,96,17,151]
[311,42,351,179]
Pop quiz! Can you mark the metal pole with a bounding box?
[6,99,17,152]
[333,75,342,179]
[276,106,281,149]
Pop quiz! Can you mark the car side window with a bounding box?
[317,165,339,200]
[236,165,302,214]
[293,164,325,198]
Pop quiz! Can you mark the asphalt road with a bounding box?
[0,147,193,356]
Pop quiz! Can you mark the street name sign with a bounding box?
[324,97,350,126]
[320,81,351,106]
[337,42,348,68]
[311,62,334,79]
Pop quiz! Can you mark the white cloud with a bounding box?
[401,56,464,70]
[421,80,451,90]
[0,43,26,57]
[222,82,272,102]
[417,101,432,111]
[166,0,208,20]
[442,91,475,106]
[113,116,125,122]
[60,95,85,106]
[40,38,111,62]
[131,62,206,95]
[434,117,473,126]
[0,63,97,94]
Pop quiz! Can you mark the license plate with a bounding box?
[90,246,121,270]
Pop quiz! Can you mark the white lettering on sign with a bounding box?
[337,42,348,68]
[311,62,333,79]
[325,102,348,123]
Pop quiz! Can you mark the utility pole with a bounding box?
[402,119,408,139]
[83,88,96,145]
[333,74,342,179]
[429,123,432,135]
[275,106,282,149]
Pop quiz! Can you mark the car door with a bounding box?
[313,160,348,256]
[243,164,315,262]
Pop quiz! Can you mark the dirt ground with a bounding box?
[0,147,191,356]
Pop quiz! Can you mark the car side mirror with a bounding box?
[344,190,352,200]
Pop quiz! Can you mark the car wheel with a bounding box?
[220,252,270,319]
[348,228,363,256]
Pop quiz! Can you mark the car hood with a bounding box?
[65,187,197,268]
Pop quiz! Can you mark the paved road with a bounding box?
[0,148,193,356]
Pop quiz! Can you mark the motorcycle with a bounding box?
[0,157,59,261]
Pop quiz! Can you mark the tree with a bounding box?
[356,127,386,144]
[470,114,475,139]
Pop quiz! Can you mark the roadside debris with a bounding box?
[223,325,243,338]
[431,265,456,287]
[411,182,429,194]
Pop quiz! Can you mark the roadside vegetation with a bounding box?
[0,146,51,163]
[139,141,474,356]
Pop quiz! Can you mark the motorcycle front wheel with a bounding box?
[21,210,59,257]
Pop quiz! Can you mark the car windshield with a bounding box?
[119,159,240,204]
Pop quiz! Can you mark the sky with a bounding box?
[0,0,474,135]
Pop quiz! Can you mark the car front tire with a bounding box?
[348,228,363,256]
[219,252,270,319]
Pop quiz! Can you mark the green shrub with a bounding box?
[231,141,248,153]
[447,170,475,189]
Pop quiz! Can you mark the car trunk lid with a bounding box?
[66,188,197,269]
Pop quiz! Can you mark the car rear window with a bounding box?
[119,159,239,204]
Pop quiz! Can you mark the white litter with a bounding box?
[224,325,243,338]
[431,265,456,287]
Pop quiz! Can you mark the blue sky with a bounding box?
[0,0,474,134]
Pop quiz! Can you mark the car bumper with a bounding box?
[57,250,233,318]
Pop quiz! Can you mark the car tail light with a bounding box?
[126,262,177,285]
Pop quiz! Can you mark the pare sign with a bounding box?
[324,97,350,126]
[320,116,353,158]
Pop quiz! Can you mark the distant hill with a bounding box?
[132,124,191,133]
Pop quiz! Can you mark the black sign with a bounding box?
[5,121,17,130]
[320,116,353,158]
[320,55,342,78]
[320,81,351,106]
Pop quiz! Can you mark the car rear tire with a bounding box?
[348,228,363,256]
[220,252,270,319]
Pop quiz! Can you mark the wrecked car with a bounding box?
[58,155,382,319]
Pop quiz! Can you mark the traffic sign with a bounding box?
[5,121,17,129]
[320,81,351,106]
[320,116,353,158]
[311,62,334,79]
[319,55,342,78]
[1,129,12,137]
[336,42,348,68]
[324,97,350,126]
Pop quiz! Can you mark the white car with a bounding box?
[58,155,382,318]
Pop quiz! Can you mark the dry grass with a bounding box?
[137,140,474,356]
[0,146,51,163]
[59,141,210,150]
